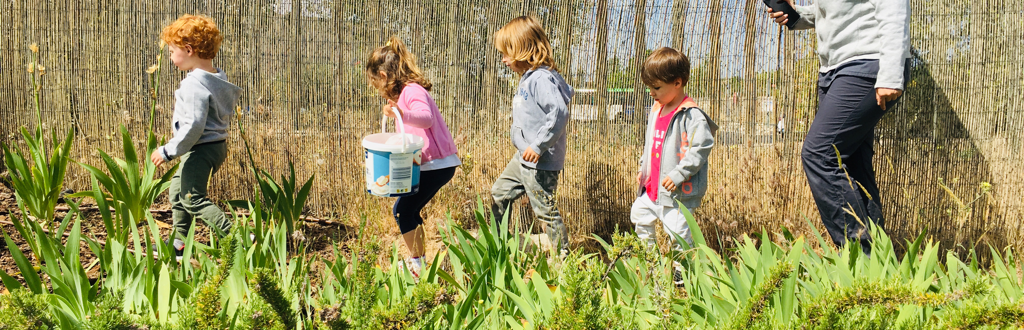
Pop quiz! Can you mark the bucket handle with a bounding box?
[380,108,410,153]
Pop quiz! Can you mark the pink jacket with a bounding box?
[396,83,458,163]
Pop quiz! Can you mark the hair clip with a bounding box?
[385,40,392,47]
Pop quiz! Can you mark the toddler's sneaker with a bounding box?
[155,238,185,262]
[405,257,423,280]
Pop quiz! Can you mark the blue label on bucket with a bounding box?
[365,148,421,197]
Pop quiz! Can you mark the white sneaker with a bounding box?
[405,257,423,280]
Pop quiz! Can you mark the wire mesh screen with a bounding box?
[1,0,1021,253]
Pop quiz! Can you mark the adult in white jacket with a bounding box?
[769,0,911,256]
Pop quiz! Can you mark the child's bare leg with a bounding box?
[402,226,426,258]
[394,166,455,260]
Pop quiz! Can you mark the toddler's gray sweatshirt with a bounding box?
[510,66,574,171]
[158,68,242,161]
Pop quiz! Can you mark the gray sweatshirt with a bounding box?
[158,69,242,161]
[510,66,574,171]
[637,106,718,209]
[792,0,911,90]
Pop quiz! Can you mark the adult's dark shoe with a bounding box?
[673,266,686,288]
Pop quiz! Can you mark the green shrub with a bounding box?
[546,252,618,330]
[337,239,383,329]
[0,288,55,330]
[250,268,296,329]
[175,276,225,330]
[935,300,1024,329]
[373,282,449,329]
[238,294,287,330]
[86,294,149,330]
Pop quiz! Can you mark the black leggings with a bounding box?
[393,166,457,234]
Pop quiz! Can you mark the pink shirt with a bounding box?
[645,106,677,201]
[395,83,458,164]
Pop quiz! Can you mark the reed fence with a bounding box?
[1,0,1021,255]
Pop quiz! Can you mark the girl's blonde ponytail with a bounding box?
[366,36,432,100]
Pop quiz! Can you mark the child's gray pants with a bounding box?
[490,156,568,252]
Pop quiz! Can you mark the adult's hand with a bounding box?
[876,88,902,111]
[766,0,794,26]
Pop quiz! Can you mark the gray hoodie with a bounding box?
[792,0,911,90]
[637,106,718,209]
[510,66,574,171]
[158,69,242,161]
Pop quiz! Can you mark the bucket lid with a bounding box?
[362,132,424,153]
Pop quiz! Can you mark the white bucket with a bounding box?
[362,110,424,197]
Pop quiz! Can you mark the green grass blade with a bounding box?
[680,206,705,247]
[0,269,22,291]
[2,229,43,294]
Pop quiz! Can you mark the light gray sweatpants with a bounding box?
[490,156,568,251]
[630,192,694,252]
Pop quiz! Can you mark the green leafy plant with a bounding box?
[1,44,75,237]
[0,208,102,329]
[85,293,154,330]
[235,108,314,239]
[257,163,313,241]
[1,128,74,230]
[546,252,619,329]
[2,182,1023,330]
[175,229,235,330]
[70,126,177,243]
[69,41,173,244]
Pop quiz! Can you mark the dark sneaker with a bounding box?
[673,267,686,287]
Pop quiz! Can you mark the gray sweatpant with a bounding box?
[490,156,568,251]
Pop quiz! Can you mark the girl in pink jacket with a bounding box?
[365,36,460,278]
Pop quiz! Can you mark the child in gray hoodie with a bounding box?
[633,48,717,261]
[150,15,242,257]
[490,16,574,254]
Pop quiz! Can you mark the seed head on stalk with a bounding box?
[147,41,164,135]
[26,43,45,153]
